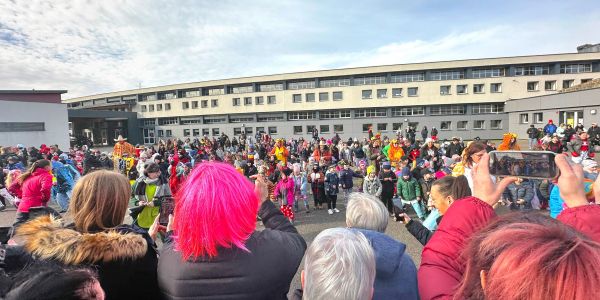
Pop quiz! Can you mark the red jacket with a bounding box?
[418,196,600,300]
[18,168,53,213]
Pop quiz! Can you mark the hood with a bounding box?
[15,215,148,265]
[353,229,406,277]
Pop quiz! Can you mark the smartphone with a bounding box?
[392,204,406,222]
[159,196,175,225]
[489,151,558,179]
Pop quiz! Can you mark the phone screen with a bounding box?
[489,151,558,179]
[159,197,175,225]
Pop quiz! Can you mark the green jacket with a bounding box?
[396,177,421,201]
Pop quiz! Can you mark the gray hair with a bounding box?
[303,228,375,300]
[346,193,389,233]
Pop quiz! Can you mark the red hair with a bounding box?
[173,162,259,260]
[456,212,600,300]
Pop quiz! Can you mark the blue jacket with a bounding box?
[353,229,419,300]
[339,168,363,189]
[544,123,557,135]
[324,171,340,196]
[549,185,563,218]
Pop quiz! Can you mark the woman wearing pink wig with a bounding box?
[158,162,307,299]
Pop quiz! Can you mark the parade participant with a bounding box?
[51,160,80,213]
[503,178,534,210]
[569,130,595,163]
[338,161,363,202]
[324,164,340,215]
[378,162,397,216]
[274,168,295,223]
[270,138,289,165]
[363,168,382,197]
[130,163,172,231]
[383,139,405,169]
[12,159,53,229]
[112,135,136,168]
[497,133,521,151]
[420,138,439,168]
[291,163,310,213]
[397,167,425,221]
[308,165,325,210]
[547,135,563,153]
[312,140,332,165]
[368,136,384,174]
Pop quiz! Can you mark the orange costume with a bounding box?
[270,139,289,165]
[384,141,405,168]
[497,133,521,151]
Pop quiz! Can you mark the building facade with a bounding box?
[0,90,70,150]
[64,52,600,143]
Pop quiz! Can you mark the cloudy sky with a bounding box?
[1,0,599,98]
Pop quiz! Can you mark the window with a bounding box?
[183,90,200,98]
[490,83,502,93]
[142,119,156,126]
[293,126,303,134]
[211,99,218,107]
[182,102,189,109]
[430,105,465,115]
[230,116,255,123]
[560,63,592,74]
[377,123,387,131]
[473,120,485,129]
[407,87,418,96]
[258,83,283,92]
[520,113,529,124]
[245,127,253,134]
[166,130,173,137]
[440,85,451,95]
[392,123,403,131]
[157,130,164,137]
[334,124,344,133]
[581,78,592,84]
[231,85,253,94]
[201,100,208,108]
[157,104,163,111]
[361,90,372,99]
[165,103,171,110]
[268,126,277,135]
[390,73,424,83]
[208,88,224,96]
[527,81,539,91]
[533,112,543,124]
[292,94,302,103]
[392,88,403,97]
[392,107,425,116]
[158,92,177,100]
[233,128,243,136]
[490,120,502,129]
[244,97,252,105]
[141,94,157,101]
[471,68,505,78]
[288,81,316,90]
[319,92,329,102]
[257,114,285,122]
[457,121,467,130]
[158,117,178,125]
[202,128,209,136]
[0,122,45,132]
[362,124,373,132]
[141,105,147,112]
[183,129,190,137]
[473,84,485,93]
[377,89,387,99]
[203,116,227,124]
[193,129,200,136]
[563,80,574,89]
[332,91,343,101]
[354,76,387,85]
[431,70,465,80]
[289,111,316,120]
[320,110,351,119]
[212,128,220,136]
[306,93,315,102]
[457,85,467,94]
[267,96,276,104]
[472,103,504,114]
[355,108,387,118]
[320,125,330,133]
[515,65,550,76]
[149,105,155,112]
[440,121,451,130]
[319,78,351,88]
[191,101,198,109]
[255,96,264,105]
[545,81,556,91]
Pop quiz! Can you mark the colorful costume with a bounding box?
[383,140,405,169]
[270,139,289,165]
[497,133,521,151]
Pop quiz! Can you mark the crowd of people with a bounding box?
[0,121,599,299]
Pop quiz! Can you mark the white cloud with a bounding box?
[0,1,598,99]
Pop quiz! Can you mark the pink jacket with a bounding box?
[18,168,53,213]
[274,178,295,207]
[418,196,600,300]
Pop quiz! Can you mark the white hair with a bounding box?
[346,193,389,233]
[304,228,375,300]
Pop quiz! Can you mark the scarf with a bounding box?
[134,176,169,201]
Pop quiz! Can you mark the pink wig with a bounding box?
[174,162,259,260]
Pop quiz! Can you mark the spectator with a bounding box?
[543,119,557,136]
[158,162,306,299]
[294,228,375,300]
[324,164,340,215]
[452,141,487,191]
[15,170,160,300]
[6,157,25,172]
[397,167,425,221]
[568,131,595,163]
[345,193,419,300]
[526,124,538,150]
[378,162,397,216]
[421,126,429,140]
[444,137,463,158]
[363,168,382,197]
[503,178,534,210]
[12,159,53,229]
[547,135,563,153]
[130,163,172,231]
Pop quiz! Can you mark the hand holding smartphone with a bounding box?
[488,151,559,179]
[159,196,175,225]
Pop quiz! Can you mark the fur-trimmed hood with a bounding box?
[15,215,148,265]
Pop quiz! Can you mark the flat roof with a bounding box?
[0,90,68,94]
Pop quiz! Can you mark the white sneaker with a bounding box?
[328,209,333,215]
[333,208,340,213]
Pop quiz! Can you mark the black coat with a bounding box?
[445,143,463,158]
[158,200,307,300]
[405,216,442,246]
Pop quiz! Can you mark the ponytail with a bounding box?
[19,159,50,183]
[451,175,471,200]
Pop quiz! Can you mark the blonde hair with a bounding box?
[69,170,130,233]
